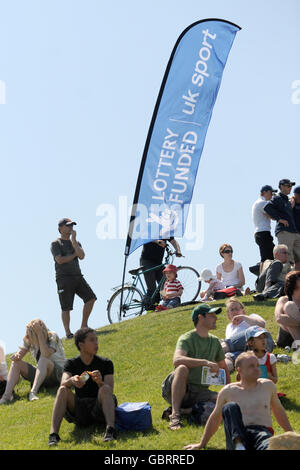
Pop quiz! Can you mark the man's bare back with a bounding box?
[222,378,274,427]
[184,353,292,450]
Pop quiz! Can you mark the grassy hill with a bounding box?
[0,297,299,450]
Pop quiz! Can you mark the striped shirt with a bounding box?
[164,279,183,297]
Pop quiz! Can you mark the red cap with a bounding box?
[163,264,178,276]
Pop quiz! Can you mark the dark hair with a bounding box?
[74,327,95,351]
[284,270,300,301]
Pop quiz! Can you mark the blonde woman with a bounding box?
[0,319,66,404]
[221,298,273,372]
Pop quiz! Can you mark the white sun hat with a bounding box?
[198,268,216,282]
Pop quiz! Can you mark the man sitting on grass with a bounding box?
[162,304,230,430]
[184,351,293,450]
[48,327,117,446]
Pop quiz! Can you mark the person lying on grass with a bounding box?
[0,319,65,404]
[48,327,117,446]
[184,351,292,451]
[161,304,230,430]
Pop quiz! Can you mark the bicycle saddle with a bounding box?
[128,266,145,275]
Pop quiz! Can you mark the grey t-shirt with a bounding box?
[51,238,82,279]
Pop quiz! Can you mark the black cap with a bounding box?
[294,186,300,195]
[279,179,296,188]
[260,185,277,193]
[58,218,77,227]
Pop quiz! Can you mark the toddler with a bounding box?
[155,264,183,311]
[199,268,226,301]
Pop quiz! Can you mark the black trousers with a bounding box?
[222,402,272,450]
[255,231,274,262]
[140,257,163,303]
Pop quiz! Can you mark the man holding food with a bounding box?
[48,327,117,445]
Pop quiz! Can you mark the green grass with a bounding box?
[0,297,299,450]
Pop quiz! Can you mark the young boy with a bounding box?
[48,327,117,446]
[155,265,183,311]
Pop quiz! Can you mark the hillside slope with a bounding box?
[0,297,299,450]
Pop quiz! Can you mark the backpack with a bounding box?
[115,402,152,432]
[213,287,242,299]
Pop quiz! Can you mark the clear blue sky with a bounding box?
[0,0,299,353]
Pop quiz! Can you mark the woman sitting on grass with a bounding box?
[216,243,250,295]
[0,319,66,404]
[221,298,274,373]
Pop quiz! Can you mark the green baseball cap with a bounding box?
[192,304,222,323]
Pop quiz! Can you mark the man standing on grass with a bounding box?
[48,327,117,445]
[161,304,230,430]
[252,184,277,266]
[264,179,300,270]
[184,351,292,450]
[51,218,97,339]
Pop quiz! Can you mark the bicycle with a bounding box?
[107,245,201,324]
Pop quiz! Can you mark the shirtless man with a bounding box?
[184,351,292,450]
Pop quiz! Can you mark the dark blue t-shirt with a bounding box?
[294,203,300,233]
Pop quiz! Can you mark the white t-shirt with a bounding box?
[258,352,277,366]
[0,343,8,380]
[216,261,243,287]
[225,314,265,339]
[252,196,272,233]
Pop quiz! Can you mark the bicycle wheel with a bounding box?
[107,286,144,324]
[177,266,201,302]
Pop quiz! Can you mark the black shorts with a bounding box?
[254,231,274,262]
[64,394,118,427]
[56,276,97,311]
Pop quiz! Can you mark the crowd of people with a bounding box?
[1,178,300,450]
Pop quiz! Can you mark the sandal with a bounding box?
[161,406,172,420]
[66,333,74,339]
[169,413,182,430]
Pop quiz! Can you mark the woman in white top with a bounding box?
[0,319,66,404]
[220,298,273,372]
[216,243,249,294]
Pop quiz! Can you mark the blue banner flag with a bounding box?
[125,19,241,255]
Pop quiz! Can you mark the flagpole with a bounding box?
[119,254,128,320]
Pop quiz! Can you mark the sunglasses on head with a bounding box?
[223,249,233,254]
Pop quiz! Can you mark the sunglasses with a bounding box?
[283,184,293,188]
[222,249,233,254]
